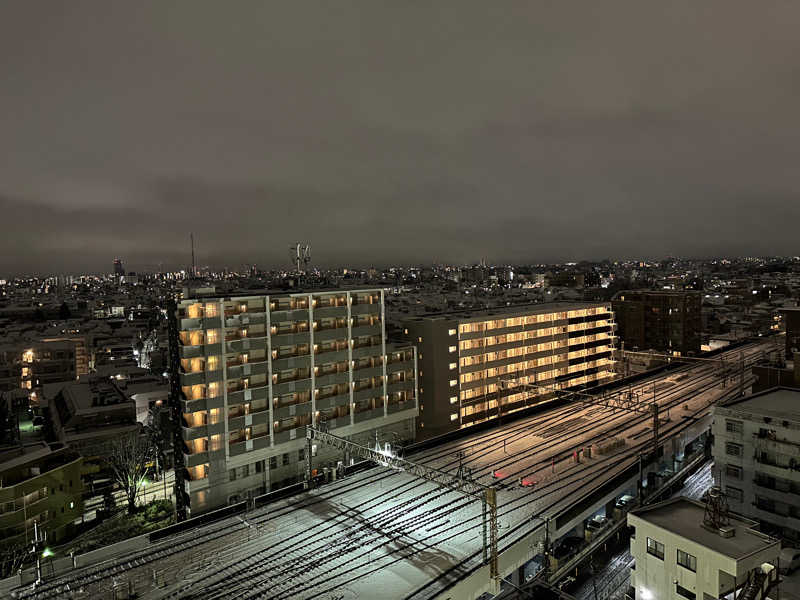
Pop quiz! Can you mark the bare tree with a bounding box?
[0,542,27,579]
[108,433,153,515]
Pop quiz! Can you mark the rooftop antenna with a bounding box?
[289,242,312,274]
[190,233,196,277]
[703,486,730,530]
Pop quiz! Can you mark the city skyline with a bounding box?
[2,1,800,274]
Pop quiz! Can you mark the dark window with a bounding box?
[282,453,290,466]
[726,486,744,502]
[646,537,664,560]
[725,420,743,434]
[676,584,695,600]
[255,460,264,474]
[677,549,697,572]
[269,456,277,469]
[229,469,236,482]
[298,448,305,462]
[725,442,742,457]
[725,464,742,479]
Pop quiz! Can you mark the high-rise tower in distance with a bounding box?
[113,258,125,276]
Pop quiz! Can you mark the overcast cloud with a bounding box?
[1,1,799,274]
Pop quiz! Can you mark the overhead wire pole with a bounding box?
[306,426,500,586]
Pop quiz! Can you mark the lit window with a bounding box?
[450,396,458,404]
[450,413,458,421]
[449,362,457,370]
[448,329,457,336]
[403,328,408,335]
[448,346,457,353]
[449,379,457,387]
[418,336,423,343]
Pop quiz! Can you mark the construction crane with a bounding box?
[289,242,312,274]
[306,426,500,587]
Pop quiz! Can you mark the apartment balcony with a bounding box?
[184,451,209,468]
[387,401,415,415]
[316,392,351,412]
[228,411,269,431]
[227,386,268,405]
[312,305,348,318]
[350,323,381,338]
[229,434,269,457]
[754,478,800,501]
[353,407,385,423]
[313,326,350,342]
[226,361,268,380]
[183,424,208,441]
[388,379,414,393]
[352,365,383,379]
[273,402,312,420]
[313,347,349,363]
[272,354,312,371]
[754,435,800,458]
[387,360,412,374]
[352,344,383,359]
[180,345,204,359]
[269,308,310,323]
[272,426,307,446]
[271,331,311,346]
[350,303,380,316]
[315,370,350,387]
[225,313,266,328]
[182,397,207,413]
[353,387,383,402]
[180,371,206,387]
[272,378,312,396]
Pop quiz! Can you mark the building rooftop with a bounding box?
[630,497,778,560]
[720,387,800,419]
[402,301,610,322]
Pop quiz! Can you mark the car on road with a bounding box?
[557,576,577,591]
[587,515,608,532]
[553,536,584,559]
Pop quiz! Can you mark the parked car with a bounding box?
[780,548,800,574]
[587,515,608,531]
[554,536,584,559]
[615,494,636,509]
[558,576,577,591]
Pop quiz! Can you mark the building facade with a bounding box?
[612,291,701,356]
[628,497,779,600]
[783,308,800,357]
[712,387,800,542]
[0,444,84,547]
[174,288,417,514]
[402,302,616,439]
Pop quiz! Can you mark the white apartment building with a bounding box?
[628,497,779,600]
[712,387,800,542]
[172,288,418,514]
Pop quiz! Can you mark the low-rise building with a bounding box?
[628,496,779,600]
[712,387,800,542]
[0,443,83,547]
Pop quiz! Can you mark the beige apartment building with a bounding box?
[402,302,617,439]
[173,288,417,514]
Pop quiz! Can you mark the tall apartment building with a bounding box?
[612,290,701,356]
[401,302,616,439]
[172,288,417,514]
[712,387,800,542]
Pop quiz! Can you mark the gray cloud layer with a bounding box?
[1,2,799,274]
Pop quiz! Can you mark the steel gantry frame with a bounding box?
[306,426,500,583]
[497,377,662,460]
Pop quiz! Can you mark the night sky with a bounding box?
[2,2,799,275]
